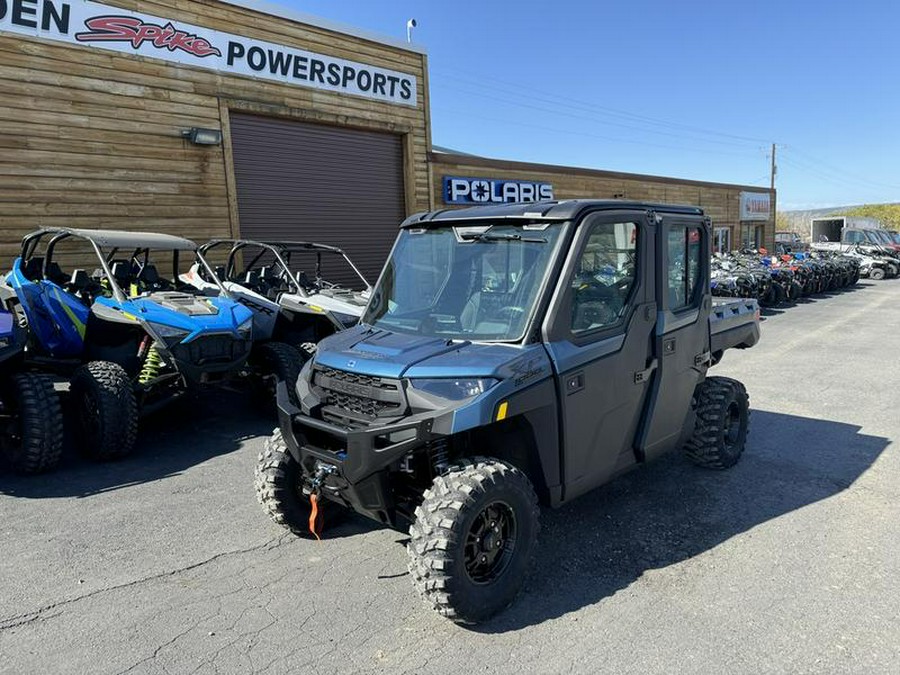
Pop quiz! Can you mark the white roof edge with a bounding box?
[217,0,428,55]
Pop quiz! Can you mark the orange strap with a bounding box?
[308,493,322,541]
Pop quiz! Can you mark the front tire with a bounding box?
[683,376,750,469]
[2,373,64,474]
[255,428,325,536]
[252,341,303,405]
[70,361,138,461]
[869,267,886,281]
[408,458,540,624]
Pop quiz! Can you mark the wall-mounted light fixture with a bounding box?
[182,127,223,146]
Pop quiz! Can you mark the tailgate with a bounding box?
[709,298,760,354]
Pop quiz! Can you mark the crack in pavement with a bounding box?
[0,534,295,633]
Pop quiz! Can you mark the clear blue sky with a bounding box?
[282,0,898,210]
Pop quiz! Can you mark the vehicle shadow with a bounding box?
[471,410,889,633]
[0,389,274,499]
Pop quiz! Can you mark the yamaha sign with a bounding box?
[444,176,554,205]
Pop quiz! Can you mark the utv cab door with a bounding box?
[636,217,712,461]
[543,211,657,502]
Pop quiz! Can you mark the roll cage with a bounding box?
[20,228,230,304]
[199,239,371,296]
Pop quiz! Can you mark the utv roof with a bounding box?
[25,228,198,251]
[401,200,705,227]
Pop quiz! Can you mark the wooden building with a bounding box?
[431,152,776,253]
[0,0,432,281]
[1,0,774,281]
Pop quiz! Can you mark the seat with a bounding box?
[23,257,44,281]
[46,262,68,285]
[110,261,131,284]
[244,270,261,288]
[68,269,89,291]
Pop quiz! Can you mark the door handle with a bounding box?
[634,359,658,384]
[565,372,584,395]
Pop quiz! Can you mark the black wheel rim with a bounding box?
[464,501,517,584]
[723,401,742,449]
[78,390,102,443]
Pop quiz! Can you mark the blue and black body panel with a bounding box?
[276,325,562,525]
[7,258,90,358]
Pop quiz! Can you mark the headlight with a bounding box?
[409,378,499,400]
[148,322,190,341]
[237,317,253,340]
[331,311,360,328]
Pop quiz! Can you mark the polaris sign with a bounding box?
[444,176,554,205]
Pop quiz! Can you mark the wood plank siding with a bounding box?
[0,0,431,261]
[430,153,776,252]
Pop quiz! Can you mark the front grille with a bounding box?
[314,367,403,421]
[171,334,250,366]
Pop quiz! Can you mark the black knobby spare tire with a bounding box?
[683,376,750,469]
[70,361,138,461]
[2,373,64,474]
[408,457,540,624]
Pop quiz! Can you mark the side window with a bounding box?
[570,221,638,334]
[667,226,703,310]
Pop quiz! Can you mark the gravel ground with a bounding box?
[1,279,898,674]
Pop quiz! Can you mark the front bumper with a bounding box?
[275,383,438,525]
[165,335,251,384]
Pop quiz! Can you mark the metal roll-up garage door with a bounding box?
[229,113,406,288]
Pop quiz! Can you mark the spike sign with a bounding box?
[0,0,418,106]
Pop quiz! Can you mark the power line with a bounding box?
[432,68,774,147]
[435,105,769,163]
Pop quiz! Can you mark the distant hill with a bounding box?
[778,203,900,233]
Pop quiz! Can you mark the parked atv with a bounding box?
[184,239,370,357]
[5,228,255,460]
[257,200,760,623]
[0,281,63,474]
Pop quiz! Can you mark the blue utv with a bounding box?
[0,280,63,474]
[6,228,254,461]
[258,200,760,624]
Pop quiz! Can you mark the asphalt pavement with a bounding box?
[1,280,898,674]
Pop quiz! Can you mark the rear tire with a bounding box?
[70,361,138,461]
[2,373,64,474]
[408,458,540,624]
[870,267,886,281]
[683,376,749,470]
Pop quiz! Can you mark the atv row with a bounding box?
[2,229,367,471]
[711,248,862,309]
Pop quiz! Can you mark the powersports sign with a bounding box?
[0,0,418,106]
[444,176,554,204]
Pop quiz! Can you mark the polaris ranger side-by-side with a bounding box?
[256,201,760,623]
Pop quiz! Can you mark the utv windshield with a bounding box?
[363,222,566,341]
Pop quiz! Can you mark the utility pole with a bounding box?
[770,143,777,191]
[769,143,777,251]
